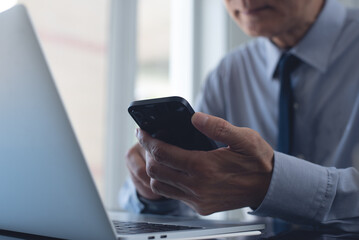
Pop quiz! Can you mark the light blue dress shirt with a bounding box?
[120,0,359,231]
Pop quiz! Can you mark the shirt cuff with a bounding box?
[137,194,184,215]
[119,178,146,213]
[250,151,332,224]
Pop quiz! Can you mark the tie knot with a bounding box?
[278,53,301,76]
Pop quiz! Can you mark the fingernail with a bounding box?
[135,128,140,138]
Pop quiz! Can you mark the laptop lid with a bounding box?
[0,5,116,240]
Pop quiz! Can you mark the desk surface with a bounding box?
[0,218,357,240]
[0,228,357,240]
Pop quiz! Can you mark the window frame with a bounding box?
[105,0,137,210]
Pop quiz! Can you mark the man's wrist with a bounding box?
[250,150,274,209]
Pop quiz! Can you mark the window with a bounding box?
[0,0,17,12]
[19,0,110,198]
[136,0,171,100]
[104,0,172,209]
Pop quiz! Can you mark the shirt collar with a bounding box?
[265,38,283,80]
[265,0,347,79]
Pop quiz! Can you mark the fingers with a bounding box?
[128,170,162,200]
[150,178,187,201]
[136,129,196,173]
[145,150,192,191]
[126,143,161,200]
[191,112,244,147]
[126,144,151,187]
[126,140,195,201]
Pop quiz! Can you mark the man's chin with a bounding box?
[241,26,275,38]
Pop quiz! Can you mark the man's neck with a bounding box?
[271,0,325,49]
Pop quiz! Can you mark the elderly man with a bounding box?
[121,0,359,231]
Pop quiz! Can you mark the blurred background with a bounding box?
[1,0,358,219]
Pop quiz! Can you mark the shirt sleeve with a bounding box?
[251,152,359,232]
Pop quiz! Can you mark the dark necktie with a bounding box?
[277,53,301,154]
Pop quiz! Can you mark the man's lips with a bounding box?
[239,6,272,15]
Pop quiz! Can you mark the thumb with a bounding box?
[192,112,242,147]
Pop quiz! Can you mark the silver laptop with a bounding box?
[0,5,265,240]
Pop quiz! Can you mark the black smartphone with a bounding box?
[128,96,217,151]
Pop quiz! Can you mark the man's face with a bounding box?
[223,0,317,38]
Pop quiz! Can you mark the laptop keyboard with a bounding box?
[113,220,203,234]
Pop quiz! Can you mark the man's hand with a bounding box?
[136,112,274,215]
[126,143,162,200]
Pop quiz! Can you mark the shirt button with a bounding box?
[293,102,299,110]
